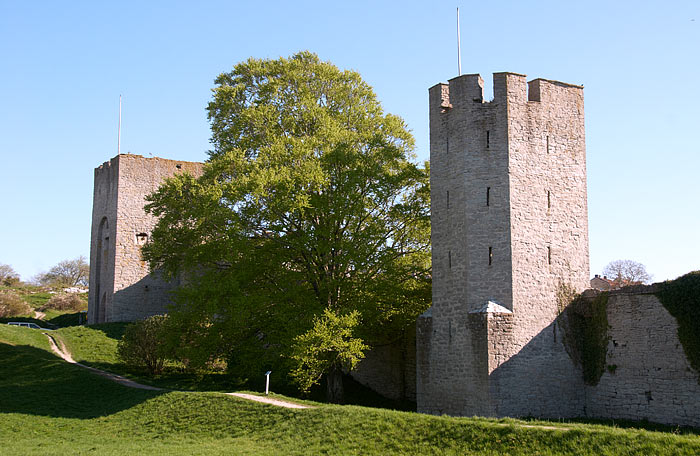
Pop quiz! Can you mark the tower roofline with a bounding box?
[529,78,583,89]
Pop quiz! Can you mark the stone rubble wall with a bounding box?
[417,74,512,416]
[489,74,589,418]
[418,73,589,418]
[88,154,203,323]
[586,286,700,427]
[351,329,416,402]
[88,158,119,323]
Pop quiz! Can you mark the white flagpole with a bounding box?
[457,7,462,76]
[118,95,122,155]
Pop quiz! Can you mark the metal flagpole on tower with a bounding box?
[457,7,462,76]
[118,95,122,155]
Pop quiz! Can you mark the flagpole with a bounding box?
[457,7,462,76]
[118,95,122,155]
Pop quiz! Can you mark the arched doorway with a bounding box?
[94,217,109,323]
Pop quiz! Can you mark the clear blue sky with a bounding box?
[1,0,698,283]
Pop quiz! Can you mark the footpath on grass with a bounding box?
[43,332,312,409]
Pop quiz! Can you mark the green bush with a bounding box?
[40,293,85,312]
[0,291,31,318]
[117,315,169,375]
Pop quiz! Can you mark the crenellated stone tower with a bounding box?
[88,154,203,324]
[417,73,590,417]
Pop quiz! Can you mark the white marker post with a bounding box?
[265,371,272,395]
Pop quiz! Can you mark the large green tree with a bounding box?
[143,52,430,402]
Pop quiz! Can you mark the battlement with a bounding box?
[430,72,583,109]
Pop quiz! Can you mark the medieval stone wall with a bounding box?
[418,74,513,416]
[490,74,589,418]
[351,330,416,402]
[88,158,118,323]
[585,286,700,427]
[418,72,590,418]
[88,154,203,323]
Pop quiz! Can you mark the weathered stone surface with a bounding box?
[586,287,700,427]
[418,72,589,418]
[88,154,203,323]
[419,72,700,427]
[351,330,416,402]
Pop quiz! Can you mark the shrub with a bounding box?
[117,315,169,375]
[2,276,20,287]
[0,292,31,318]
[40,293,85,311]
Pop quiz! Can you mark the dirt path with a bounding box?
[226,392,312,409]
[34,310,46,320]
[44,332,163,391]
[42,333,312,408]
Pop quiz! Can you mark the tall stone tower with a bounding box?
[417,73,590,417]
[88,154,203,324]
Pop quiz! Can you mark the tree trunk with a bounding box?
[326,365,344,404]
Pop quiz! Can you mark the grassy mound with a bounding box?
[1,324,700,455]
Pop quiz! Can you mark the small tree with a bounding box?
[602,260,652,286]
[290,309,367,403]
[0,292,31,317]
[0,264,20,286]
[41,293,86,312]
[36,256,89,287]
[117,315,169,375]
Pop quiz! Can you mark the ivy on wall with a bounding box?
[558,289,609,386]
[655,271,700,382]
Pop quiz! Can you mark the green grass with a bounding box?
[22,291,53,308]
[1,324,699,455]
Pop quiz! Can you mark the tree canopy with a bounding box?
[143,52,430,401]
[35,256,89,287]
[602,259,652,286]
[0,263,20,286]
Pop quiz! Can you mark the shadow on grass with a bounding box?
[0,342,162,419]
[46,312,84,328]
[71,321,131,340]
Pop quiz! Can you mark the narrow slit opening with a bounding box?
[488,247,493,266]
[486,130,490,149]
[548,246,552,265]
[448,251,452,269]
[486,187,491,206]
[446,190,450,209]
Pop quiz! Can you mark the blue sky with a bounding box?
[1,0,698,283]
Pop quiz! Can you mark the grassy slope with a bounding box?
[1,325,700,455]
[0,284,86,321]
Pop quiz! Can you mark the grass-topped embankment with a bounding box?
[55,322,235,391]
[1,324,700,455]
